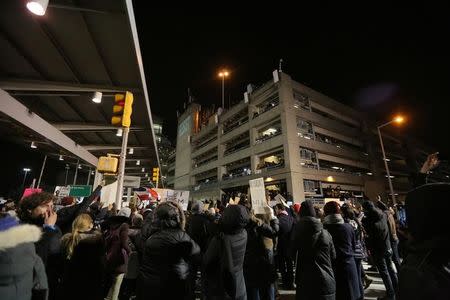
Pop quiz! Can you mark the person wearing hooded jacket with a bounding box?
[0,213,48,300]
[398,183,450,299]
[137,201,200,300]
[289,200,336,300]
[362,201,398,300]
[203,203,249,300]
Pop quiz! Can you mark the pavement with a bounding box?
[194,262,388,300]
[276,262,387,300]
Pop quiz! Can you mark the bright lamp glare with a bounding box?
[26,0,48,16]
[394,116,404,123]
[92,91,102,103]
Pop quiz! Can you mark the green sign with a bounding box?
[69,185,92,197]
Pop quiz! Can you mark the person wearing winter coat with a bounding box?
[0,213,48,300]
[103,210,131,300]
[362,201,398,300]
[323,201,362,300]
[60,214,106,300]
[137,201,200,300]
[18,192,62,300]
[289,200,336,300]
[340,204,366,299]
[244,206,279,300]
[273,203,295,290]
[398,183,450,299]
[203,203,249,300]
[186,200,214,253]
[376,198,401,273]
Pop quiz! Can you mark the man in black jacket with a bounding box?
[274,203,295,290]
[362,201,398,300]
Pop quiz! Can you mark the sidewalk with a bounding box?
[276,262,387,300]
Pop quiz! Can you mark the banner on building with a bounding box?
[249,178,266,214]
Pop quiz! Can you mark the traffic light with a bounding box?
[111,91,133,127]
[152,167,159,182]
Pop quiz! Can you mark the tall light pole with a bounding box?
[377,115,404,205]
[218,70,229,109]
[64,164,70,185]
[22,168,31,188]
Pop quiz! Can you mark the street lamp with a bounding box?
[218,70,230,109]
[22,168,31,188]
[377,115,405,205]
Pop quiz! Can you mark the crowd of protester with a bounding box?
[0,153,449,300]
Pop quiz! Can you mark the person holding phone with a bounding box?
[18,192,62,300]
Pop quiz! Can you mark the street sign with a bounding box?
[123,176,141,188]
[69,185,92,197]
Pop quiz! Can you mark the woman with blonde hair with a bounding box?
[60,213,106,300]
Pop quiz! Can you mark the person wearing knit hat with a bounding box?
[117,207,132,218]
[61,196,76,207]
[292,203,301,215]
[299,200,316,218]
[323,200,362,300]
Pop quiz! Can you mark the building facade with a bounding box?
[168,72,449,203]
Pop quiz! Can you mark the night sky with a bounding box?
[2,4,450,197]
[134,4,450,152]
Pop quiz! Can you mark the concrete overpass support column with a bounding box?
[286,172,305,203]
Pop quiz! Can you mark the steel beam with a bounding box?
[52,123,146,132]
[0,89,98,166]
[0,79,140,94]
[83,145,151,151]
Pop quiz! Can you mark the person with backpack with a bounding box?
[289,200,336,300]
[203,203,249,300]
[103,210,131,300]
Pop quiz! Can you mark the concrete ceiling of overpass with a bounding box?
[0,0,159,180]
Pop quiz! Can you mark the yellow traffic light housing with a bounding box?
[152,167,160,182]
[111,91,133,127]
